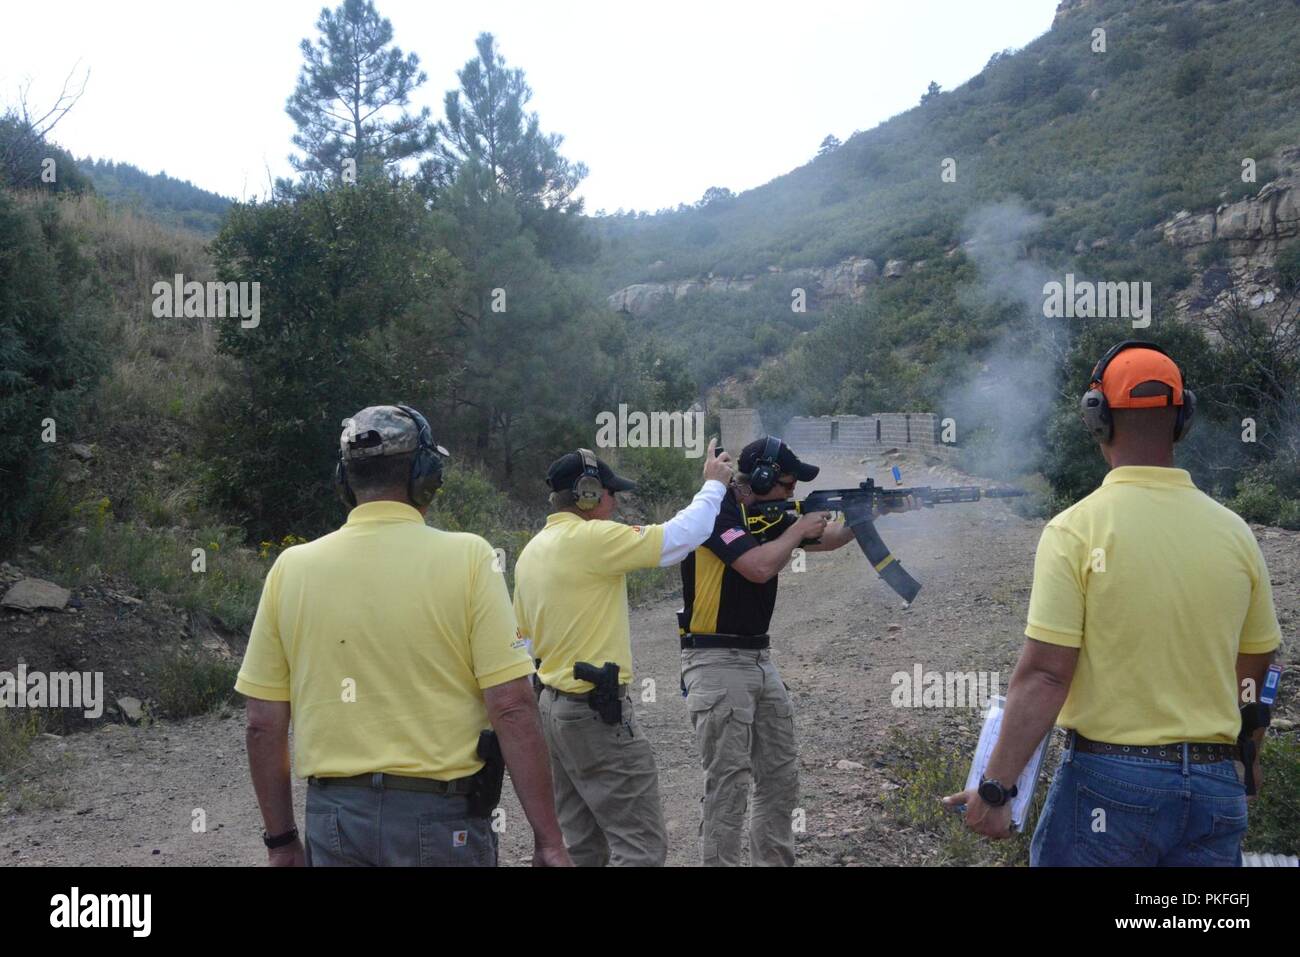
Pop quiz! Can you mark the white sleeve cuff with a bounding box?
[658,480,728,567]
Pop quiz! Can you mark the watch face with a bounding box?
[978,780,1004,806]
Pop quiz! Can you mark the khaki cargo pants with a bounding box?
[538,685,668,866]
[682,647,798,866]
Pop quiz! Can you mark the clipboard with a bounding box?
[964,694,1051,831]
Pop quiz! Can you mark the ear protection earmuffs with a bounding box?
[572,448,604,511]
[335,405,447,510]
[1080,340,1196,443]
[747,435,784,494]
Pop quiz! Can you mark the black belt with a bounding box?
[680,633,770,650]
[309,772,474,794]
[1072,732,1236,764]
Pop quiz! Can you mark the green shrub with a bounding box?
[0,192,105,548]
[0,710,43,777]
[1245,735,1300,855]
[1173,54,1211,97]
[148,651,241,718]
[1276,238,1300,294]
[885,727,1049,866]
[43,515,269,631]
[617,445,702,510]
[1226,472,1300,530]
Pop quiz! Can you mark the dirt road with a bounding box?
[5,457,1295,865]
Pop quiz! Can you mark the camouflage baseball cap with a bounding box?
[339,405,440,461]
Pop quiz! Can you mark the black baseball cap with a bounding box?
[546,451,638,494]
[738,436,820,482]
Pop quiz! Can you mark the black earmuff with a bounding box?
[1079,340,1196,443]
[334,406,448,511]
[747,435,784,494]
[397,405,447,509]
[572,448,604,511]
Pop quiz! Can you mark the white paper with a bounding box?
[964,694,1051,831]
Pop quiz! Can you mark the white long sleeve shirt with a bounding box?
[658,479,728,567]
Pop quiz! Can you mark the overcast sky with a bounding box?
[1,0,1057,211]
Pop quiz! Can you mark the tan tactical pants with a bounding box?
[538,685,668,867]
[681,647,799,866]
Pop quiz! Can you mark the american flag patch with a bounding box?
[720,527,746,545]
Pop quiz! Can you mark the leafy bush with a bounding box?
[1226,471,1300,530]
[1245,735,1300,855]
[201,179,446,541]
[148,651,241,718]
[617,446,702,511]
[1173,54,1211,97]
[885,727,1051,866]
[44,516,269,630]
[0,192,105,548]
[1276,238,1300,294]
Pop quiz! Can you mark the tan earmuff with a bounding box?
[573,448,604,510]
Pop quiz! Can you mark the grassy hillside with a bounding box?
[77,157,232,235]
[591,0,1300,285]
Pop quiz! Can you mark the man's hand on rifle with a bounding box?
[792,511,830,540]
[874,492,921,518]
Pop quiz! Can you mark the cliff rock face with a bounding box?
[1160,146,1300,319]
[607,256,882,315]
[1162,179,1300,250]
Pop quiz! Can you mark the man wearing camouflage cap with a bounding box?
[237,404,570,867]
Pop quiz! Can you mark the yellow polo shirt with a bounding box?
[513,513,666,693]
[235,501,534,780]
[1025,466,1282,745]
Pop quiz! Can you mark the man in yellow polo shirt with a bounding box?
[236,405,570,867]
[944,342,1283,866]
[513,440,733,866]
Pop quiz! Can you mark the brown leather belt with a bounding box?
[308,772,474,794]
[1072,732,1236,764]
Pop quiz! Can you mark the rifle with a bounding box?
[743,479,1026,604]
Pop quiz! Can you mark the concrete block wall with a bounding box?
[719,408,765,454]
[720,409,941,459]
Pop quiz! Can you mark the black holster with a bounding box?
[573,660,622,725]
[467,729,505,818]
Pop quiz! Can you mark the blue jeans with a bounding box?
[1030,737,1247,867]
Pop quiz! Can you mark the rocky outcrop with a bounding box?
[606,276,759,315]
[1162,148,1300,251]
[1159,147,1300,321]
[607,256,883,316]
[1163,178,1300,250]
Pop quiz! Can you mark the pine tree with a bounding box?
[285,0,433,183]
[424,33,587,217]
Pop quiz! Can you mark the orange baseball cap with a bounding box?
[1095,346,1186,409]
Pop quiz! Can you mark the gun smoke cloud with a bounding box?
[946,200,1069,481]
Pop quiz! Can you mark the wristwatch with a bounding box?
[978,776,1018,808]
[263,826,299,849]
